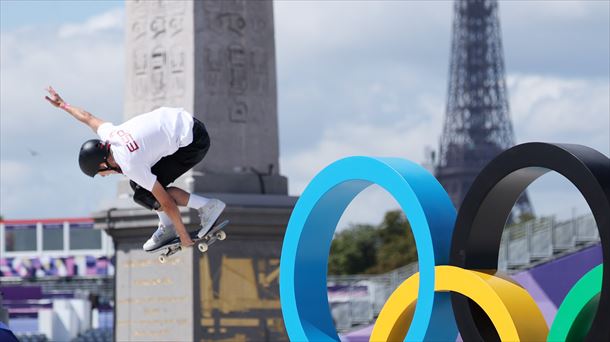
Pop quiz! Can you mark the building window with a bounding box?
[4,225,37,252]
[43,223,64,251]
[69,223,101,250]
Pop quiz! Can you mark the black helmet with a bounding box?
[79,139,110,177]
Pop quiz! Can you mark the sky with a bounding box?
[1,0,609,230]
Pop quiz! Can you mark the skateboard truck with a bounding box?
[155,220,229,264]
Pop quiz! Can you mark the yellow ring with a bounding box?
[370,266,548,341]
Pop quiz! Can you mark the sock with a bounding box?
[156,211,173,227]
[187,193,210,209]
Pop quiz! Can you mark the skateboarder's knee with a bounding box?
[166,186,190,206]
[131,182,161,211]
[133,192,161,211]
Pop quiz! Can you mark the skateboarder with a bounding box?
[45,86,225,250]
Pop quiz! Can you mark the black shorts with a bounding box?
[152,117,210,186]
[130,117,210,210]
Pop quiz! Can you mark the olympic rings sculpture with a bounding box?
[279,142,610,341]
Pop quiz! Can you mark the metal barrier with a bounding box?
[328,213,600,331]
[503,214,600,269]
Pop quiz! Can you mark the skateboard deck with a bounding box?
[148,219,229,263]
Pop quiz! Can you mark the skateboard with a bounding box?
[149,220,229,263]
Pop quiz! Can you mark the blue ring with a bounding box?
[279,156,458,341]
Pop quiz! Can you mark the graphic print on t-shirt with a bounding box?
[117,130,140,152]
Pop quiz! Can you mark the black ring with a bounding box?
[449,142,610,341]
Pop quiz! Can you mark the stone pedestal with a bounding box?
[94,194,295,341]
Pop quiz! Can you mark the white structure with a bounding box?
[38,299,91,341]
[0,218,114,278]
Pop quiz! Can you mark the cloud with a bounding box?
[274,1,452,77]
[58,7,124,38]
[507,74,609,220]
[282,105,443,194]
[508,74,610,154]
[280,91,444,228]
[1,2,607,227]
[0,161,35,217]
[279,72,608,228]
[1,8,125,219]
[502,1,592,21]
[501,1,610,77]
[275,1,608,229]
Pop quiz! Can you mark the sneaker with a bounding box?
[143,223,178,251]
[197,199,226,238]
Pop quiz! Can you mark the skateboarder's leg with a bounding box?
[166,186,213,209]
[166,187,189,206]
[141,118,226,248]
[196,199,226,238]
[130,181,179,251]
[167,186,225,237]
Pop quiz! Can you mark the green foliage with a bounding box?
[328,224,378,275]
[328,210,418,275]
[366,210,417,274]
[328,208,539,275]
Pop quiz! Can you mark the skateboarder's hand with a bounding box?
[180,235,195,248]
[44,86,68,109]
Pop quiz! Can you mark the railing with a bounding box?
[328,263,419,330]
[328,213,600,332]
[501,214,599,270]
[0,218,114,259]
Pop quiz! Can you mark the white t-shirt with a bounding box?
[97,107,194,191]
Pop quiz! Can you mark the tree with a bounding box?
[328,210,418,275]
[366,210,417,274]
[328,224,378,275]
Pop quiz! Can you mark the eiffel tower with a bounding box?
[435,0,534,219]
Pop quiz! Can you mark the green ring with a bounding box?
[548,264,602,342]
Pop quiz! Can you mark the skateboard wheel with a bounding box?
[198,243,208,253]
[216,230,226,241]
[159,255,167,263]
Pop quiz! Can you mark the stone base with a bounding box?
[116,172,288,197]
[191,174,288,195]
[93,193,296,341]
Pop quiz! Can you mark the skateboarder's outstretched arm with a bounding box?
[151,181,194,247]
[45,86,106,133]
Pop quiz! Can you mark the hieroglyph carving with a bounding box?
[202,1,271,123]
[129,0,188,108]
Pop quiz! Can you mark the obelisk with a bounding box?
[95,1,294,341]
[124,0,287,194]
